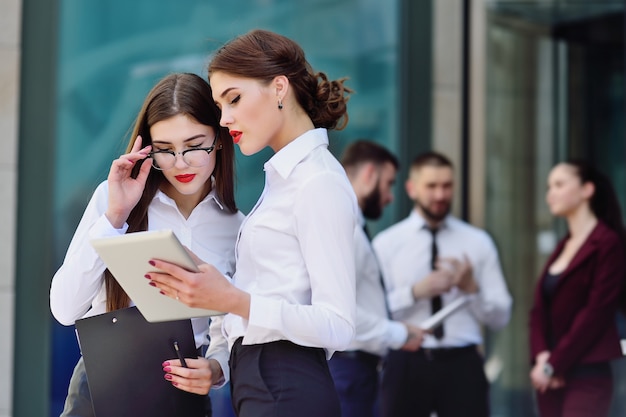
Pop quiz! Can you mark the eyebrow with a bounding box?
[152,134,206,145]
[219,87,237,98]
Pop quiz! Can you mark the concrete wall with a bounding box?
[431,0,487,226]
[0,0,22,416]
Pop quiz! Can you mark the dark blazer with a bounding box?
[529,221,625,376]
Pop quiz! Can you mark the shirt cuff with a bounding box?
[206,354,229,388]
[387,320,409,350]
[89,214,129,238]
[244,294,281,343]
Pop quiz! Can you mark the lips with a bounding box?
[230,130,242,144]
[175,174,196,183]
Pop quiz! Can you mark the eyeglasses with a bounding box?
[149,132,218,171]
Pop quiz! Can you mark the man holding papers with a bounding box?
[372,151,512,417]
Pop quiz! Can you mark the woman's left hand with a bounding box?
[162,357,222,395]
[548,376,565,389]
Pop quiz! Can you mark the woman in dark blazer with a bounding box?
[529,160,626,417]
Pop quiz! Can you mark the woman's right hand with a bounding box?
[147,259,251,319]
[105,136,152,228]
[530,351,565,393]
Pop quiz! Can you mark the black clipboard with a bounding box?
[74,306,205,417]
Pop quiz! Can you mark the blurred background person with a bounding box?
[329,140,424,417]
[529,160,626,417]
[373,151,512,417]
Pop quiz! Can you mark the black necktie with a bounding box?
[428,226,444,339]
[364,224,392,319]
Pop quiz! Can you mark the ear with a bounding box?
[273,75,290,101]
[349,163,375,198]
[582,181,595,200]
[405,177,415,200]
[360,162,379,193]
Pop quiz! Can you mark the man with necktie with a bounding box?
[329,140,424,417]
[372,151,512,417]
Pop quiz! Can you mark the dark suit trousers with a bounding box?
[60,357,95,417]
[229,338,341,417]
[328,351,381,417]
[380,346,489,417]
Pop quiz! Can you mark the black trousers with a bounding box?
[380,346,489,417]
[328,350,382,417]
[230,338,341,417]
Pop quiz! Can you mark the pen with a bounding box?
[173,341,188,368]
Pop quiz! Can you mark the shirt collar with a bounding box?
[264,128,329,179]
[409,208,450,231]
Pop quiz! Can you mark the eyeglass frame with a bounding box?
[148,130,219,171]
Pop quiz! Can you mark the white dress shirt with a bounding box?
[50,180,244,380]
[223,128,358,359]
[344,210,408,356]
[372,209,512,349]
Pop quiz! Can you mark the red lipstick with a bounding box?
[175,174,196,183]
[230,130,242,144]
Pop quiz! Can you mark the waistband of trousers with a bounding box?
[416,344,478,361]
[333,350,381,367]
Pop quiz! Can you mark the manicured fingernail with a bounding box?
[163,366,171,372]
[162,361,170,367]
[160,291,165,295]
[149,260,156,266]
[149,282,156,287]
[164,374,173,380]
[144,274,151,279]
[172,382,178,386]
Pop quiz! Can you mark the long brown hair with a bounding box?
[208,29,352,131]
[105,73,237,311]
[564,159,626,312]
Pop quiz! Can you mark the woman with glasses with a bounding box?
[50,72,243,417]
[147,30,358,417]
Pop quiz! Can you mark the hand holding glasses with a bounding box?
[148,131,218,171]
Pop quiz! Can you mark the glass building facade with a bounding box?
[484,1,625,416]
[11,0,625,416]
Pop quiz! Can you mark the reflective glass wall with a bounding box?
[49,1,401,415]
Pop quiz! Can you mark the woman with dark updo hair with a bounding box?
[148,30,358,417]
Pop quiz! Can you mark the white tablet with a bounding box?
[90,229,224,322]
[419,295,471,331]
